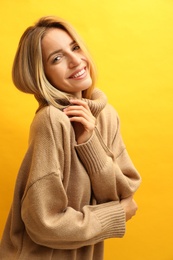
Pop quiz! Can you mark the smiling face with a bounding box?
[41,28,92,99]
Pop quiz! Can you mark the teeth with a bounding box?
[73,68,85,78]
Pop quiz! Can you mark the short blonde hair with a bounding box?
[12,16,97,109]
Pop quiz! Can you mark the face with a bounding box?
[41,28,92,99]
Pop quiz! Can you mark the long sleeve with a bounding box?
[20,106,126,250]
[75,104,141,203]
[22,179,125,249]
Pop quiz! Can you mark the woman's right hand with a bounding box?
[120,196,138,221]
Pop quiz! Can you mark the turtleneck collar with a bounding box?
[83,88,107,118]
[36,88,107,116]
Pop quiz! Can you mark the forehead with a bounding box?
[42,28,73,49]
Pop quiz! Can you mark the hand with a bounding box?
[120,196,138,221]
[63,99,96,144]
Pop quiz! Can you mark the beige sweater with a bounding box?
[0,89,141,260]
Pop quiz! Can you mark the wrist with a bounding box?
[77,131,93,144]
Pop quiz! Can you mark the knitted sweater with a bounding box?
[0,89,141,260]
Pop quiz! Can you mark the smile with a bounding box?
[70,68,86,78]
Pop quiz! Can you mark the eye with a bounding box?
[52,55,62,63]
[72,44,80,51]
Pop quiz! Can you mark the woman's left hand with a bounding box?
[63,99,96,144]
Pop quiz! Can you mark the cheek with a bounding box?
[45,66,58,80]
[47,68,65,87]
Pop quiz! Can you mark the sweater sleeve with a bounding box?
[21,106,125,250]
[22,175,125,249]
[75,105,141,203]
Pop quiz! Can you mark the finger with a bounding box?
[64,108,93,119]
[64,105,89,114]
[69,99,90,111]
[66,112,95,127]
[69,116,95,131]
[64,106,95,123]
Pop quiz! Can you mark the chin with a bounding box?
[82,77,93,90]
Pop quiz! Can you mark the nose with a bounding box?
[68,52,81,68]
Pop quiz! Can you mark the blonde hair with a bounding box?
[12,16,97,110]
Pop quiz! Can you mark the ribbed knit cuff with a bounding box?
[75,128,111,174]
[88,201,126,239]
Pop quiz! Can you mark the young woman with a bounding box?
[0,16,141,259]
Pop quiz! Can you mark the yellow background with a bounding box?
[0,1,173,259]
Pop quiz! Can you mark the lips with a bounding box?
[69,67,86,79]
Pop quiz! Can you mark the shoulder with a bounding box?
[32,105,69,126]
[96,103,121,140]
[33,105,63,121]
[100,103,120,124]
[30,105,70,136]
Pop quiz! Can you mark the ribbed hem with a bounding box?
[75,129,109,174]
[88,201,126,239]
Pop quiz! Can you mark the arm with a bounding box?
[73,104,141,203]
[22,175,125,249]
[21,106,126,249]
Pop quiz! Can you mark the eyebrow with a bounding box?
[47,40,76,61]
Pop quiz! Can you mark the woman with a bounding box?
[0,16,141,259]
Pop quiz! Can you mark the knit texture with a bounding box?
[0,89,141,260]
